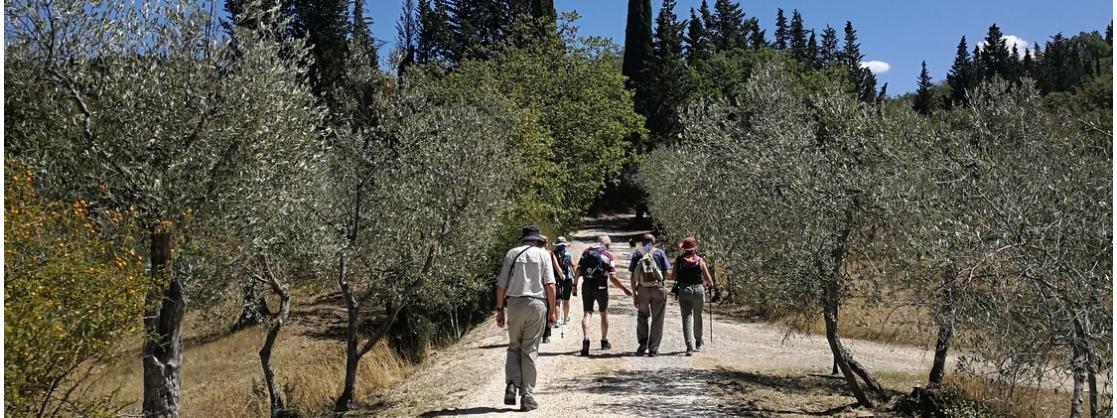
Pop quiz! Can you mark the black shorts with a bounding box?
[581,283,609,312]
[557,278,574,301]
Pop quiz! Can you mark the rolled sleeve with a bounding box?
[542,249,556,285]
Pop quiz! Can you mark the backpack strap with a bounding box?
[506,246,533,284]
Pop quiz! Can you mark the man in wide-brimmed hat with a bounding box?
[495,226,557,411]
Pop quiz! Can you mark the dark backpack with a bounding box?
[554,249,571,278]
[578,248,609,284]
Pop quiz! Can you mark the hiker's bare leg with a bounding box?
[581,311,592,337]
[600,311,609,339]
[562,300,570,319]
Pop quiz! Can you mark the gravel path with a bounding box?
[368,219,947,417]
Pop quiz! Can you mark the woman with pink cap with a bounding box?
[672,237,715,356]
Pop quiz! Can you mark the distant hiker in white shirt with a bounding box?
[495,226,557,411]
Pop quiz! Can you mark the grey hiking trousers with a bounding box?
[678,284,705,350]
[505,296,546,394]
[635,285,667,352]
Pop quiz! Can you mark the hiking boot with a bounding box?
[696,340,703,352]
[601,339,612,350]
[503,383,518,406]
[542,336,550,344]
[520,392,539,411]
[580,339,590,356]
[648,351,658,357]
[685,347,694,356]
[635,344,647,356]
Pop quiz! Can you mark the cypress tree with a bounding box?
[774,8,788,49]
[789,10,808,61]
[819,25,838,66]
[807,31,818,68]
[647,0,688,141]
[876,82,887,102]
[530,0,556,24]
[684,9,710,63]
[417,0,452,63]
[711,0,745,51]
[913,60,934,115]
[395,0,417,75]
[1107,22,1113,46]
[1022,48,1035,79]
[623,0,655,90]
[946,36,974,106]
[294,0,350,106]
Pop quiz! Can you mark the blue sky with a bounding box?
[366,0,1112,94]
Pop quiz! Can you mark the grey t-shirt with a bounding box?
[498,244,556,299]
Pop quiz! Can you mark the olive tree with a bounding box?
[5,1,323,416]
[311,81,516,410]
[640,63,894,406]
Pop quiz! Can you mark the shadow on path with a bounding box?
[419,406,520,416]
[541,366,862,417]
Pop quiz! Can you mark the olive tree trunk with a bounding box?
[257,258,291,418]
[929,267,957,385]
[142,225,185,418]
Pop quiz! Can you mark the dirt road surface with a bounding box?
[365,217,946,417]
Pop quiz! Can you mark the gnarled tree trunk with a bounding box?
[824,279,873,407]
[143,224,185,418]
[257,257,291,418]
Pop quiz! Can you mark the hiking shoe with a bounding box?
[520,393,539,411]
[648,351,658,357]
[635,344,646,356]
[503,383,518,406]
[580,339,590,356]
[685,347,694,356]
[542,336,550,344]
[601,339,612,350]
[696,340,703,352]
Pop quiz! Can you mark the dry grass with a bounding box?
[944,374,1079,418]
[85,302,413,417]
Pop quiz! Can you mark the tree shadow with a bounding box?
[546,366,870,417]
[419,406,520,416]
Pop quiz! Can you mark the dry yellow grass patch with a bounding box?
[88,323,411,417]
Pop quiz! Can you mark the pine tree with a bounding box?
[774,8,788,49]
[838,21,877,102]
[946,36,974,106]
[979,23,1011,80]
[789,10,808,61]
[623,0,655,91]
[818,25,838,66]
[685,8,710,63]
[698,1,715,43]
[876,82,887,102]
[913,61,934,115]
[1021,47,1035,79]
[747,17,766,48]
[1107,22,1113,46]
[711,0,745,51]
[448,0,512,61]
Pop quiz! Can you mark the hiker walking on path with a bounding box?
[629,234,671,357]
[573,235,632,356]
[673,237,715,356]
[495,226,558,411]
[552,237,576,326]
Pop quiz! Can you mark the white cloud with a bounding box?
[978,34,1030,58]
[860,60,891,75]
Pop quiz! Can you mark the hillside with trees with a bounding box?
[3,0,1112,417]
